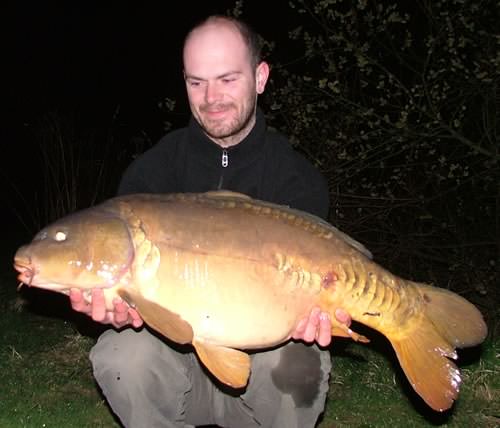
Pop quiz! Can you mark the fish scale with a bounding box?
[274,253,322,293]
[13,190,487,412]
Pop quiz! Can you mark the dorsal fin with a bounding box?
[203,190,252,199]
[202,191,373,260]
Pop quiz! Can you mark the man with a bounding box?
[70,15,351,428]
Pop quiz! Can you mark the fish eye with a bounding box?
[54,231,67,242]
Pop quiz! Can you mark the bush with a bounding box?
[257,1,499,302]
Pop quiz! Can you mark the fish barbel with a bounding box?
[13,191,487,411]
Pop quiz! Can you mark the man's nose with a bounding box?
[205,82,221,104]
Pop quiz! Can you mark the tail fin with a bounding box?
[390,283,487,412]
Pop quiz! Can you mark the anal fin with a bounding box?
[331,319,370,343]
[117,288,193,344]
[193,339,251,388]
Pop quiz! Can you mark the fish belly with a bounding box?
[137,251,318,350]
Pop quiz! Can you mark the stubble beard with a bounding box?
[197,94,257,143]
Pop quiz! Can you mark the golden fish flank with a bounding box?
[274,253,323,293]
[13,190,487,413]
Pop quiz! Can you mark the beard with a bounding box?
[196,95,257,140]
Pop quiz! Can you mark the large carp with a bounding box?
[14,191,487,411]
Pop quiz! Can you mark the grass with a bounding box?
[1,264,498,428]
[0,279,119,428]
[319,336,499,427]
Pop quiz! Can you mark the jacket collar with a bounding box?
[187,108,267,167]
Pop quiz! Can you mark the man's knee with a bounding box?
[271,342,331,408]
[90,327,191,389]
[91,328,156,376]
[239,343,331,427]
[89,328,195,427]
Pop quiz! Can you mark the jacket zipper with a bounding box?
[217,149,229,189]
[221,149,229,167]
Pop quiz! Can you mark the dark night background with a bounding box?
[3,1,300,246]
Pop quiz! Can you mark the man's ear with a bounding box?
[256,61,270,94]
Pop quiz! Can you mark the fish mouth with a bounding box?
[13,259,70,292]
[13,257,36,286]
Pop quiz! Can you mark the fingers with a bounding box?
[302,309,332,347]
[128,308,144,328]
[69,288,91,314]
[109,299,144,328]
[335,308,352,326]
[292,306,351,347]
[90,289,107,322]
[112,298,130,326]
[293,307,332,347]
[316,312,332,347]
[107,297,144,329]
[69,288,144,328]
[302,307,321,342]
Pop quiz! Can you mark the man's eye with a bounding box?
[222,78,235,84]
[188,80,201,87]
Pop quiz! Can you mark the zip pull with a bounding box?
[221,149,229,168]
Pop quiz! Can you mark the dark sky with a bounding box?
[5,1,296,131]
[3,1,299,241]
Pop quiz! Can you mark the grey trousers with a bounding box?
[90,327,332,428]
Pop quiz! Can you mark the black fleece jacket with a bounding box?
[118,109,329,219]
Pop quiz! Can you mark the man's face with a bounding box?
[183,23,268,147]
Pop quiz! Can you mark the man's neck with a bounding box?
[207,115,257,148]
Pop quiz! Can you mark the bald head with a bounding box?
[183,16,262,70]
[182,16,270,147]
[183,18,253,82]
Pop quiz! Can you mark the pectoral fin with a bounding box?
[193,339,251,388]
[117,288,193,344]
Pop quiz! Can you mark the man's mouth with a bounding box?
[202,104,232,116]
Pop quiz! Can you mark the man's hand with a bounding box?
[69,288,143,329]
[292,307,351,347]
